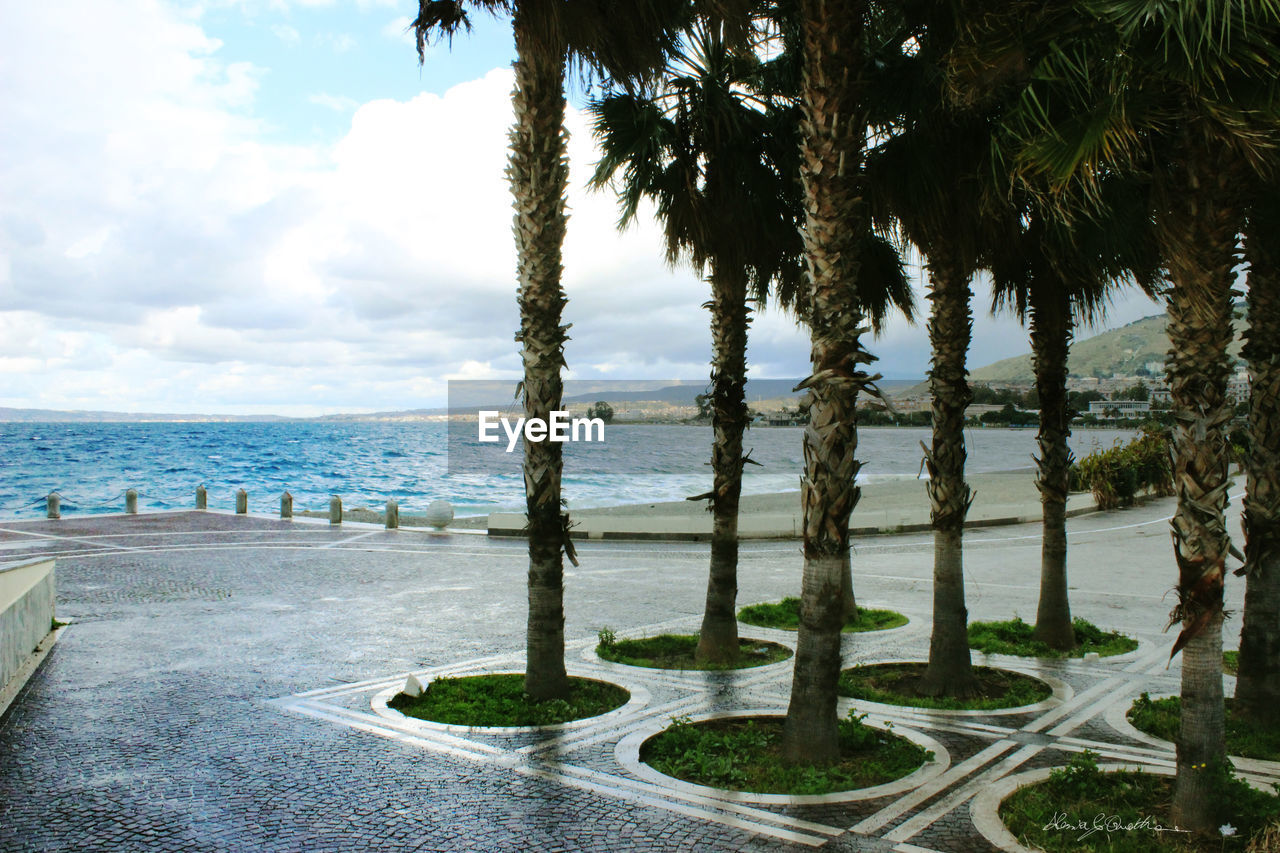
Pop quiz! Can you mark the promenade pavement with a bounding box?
[485,470,1097,540]
[0,490,1271,852]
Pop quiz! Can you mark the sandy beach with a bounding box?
[306,468,1084,539]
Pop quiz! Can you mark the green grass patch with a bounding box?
[968,617,1138,659]
[1128,693,1280,762]
[838,662,1052,711]
[388,674,628,727]
[737,597,908,633]
[51,617,67,630]
[595,633,791,670]
[1000,751,1280,852]
[640,713,930,795]
[1224,650,1239,675]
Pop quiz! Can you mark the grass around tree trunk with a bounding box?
[737,597,908,633]
[1000,751,1280,852]
[1224,650,1239,675]
[595,632,791,670]
[388,674,628,727]
[640,713,930,795]
[1127,693,1280,761]
[968,617,1138,658]
[838,662,1052,711]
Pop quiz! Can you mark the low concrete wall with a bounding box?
[1,558,56,691]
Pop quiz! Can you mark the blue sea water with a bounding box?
[0,421,1136,520]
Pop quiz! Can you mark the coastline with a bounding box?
[304,467,1091,539]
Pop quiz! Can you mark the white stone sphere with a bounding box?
[424,499,454,530]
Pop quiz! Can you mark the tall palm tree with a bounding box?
[1236,182,1280,725]
[979,0,1280,832]
[780,0,899,764]
[863,0,1012,698]
[410,0,687,700]
[588,21,803,664]
[991,181,1161,651]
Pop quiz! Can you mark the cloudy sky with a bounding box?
[0,0,1164,416]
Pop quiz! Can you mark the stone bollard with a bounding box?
[424,499,454,530]
[280,492,293,519]
[329,495,342,525]
[196,485,207,510]
[46,492,61,520]
[385,499,399,530]
[236,489,248,514]
[125,489,138,514]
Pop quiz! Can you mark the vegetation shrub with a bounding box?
[1128,693,1280,761]
[837,663,1052,711]
[594,631,791,670]
[1000,751,1280,851]
[640,712,930,795]
[737,597,907,633]
[1076,427,1174,510]
[968,617,1137,658]
[388,674,628,727]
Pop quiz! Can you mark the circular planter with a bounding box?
[615,708,949,805]
[838,661,1071,717]
[1104,691,1280,776]
[972,762,1280,853]
[581,633,796,673]
[373,670,650,734]
[970,762,1169,853]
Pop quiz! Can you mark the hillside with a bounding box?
[969,311,1246,383]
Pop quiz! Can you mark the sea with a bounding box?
[0,422,1136,520]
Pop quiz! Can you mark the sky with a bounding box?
[0,0,1165,417]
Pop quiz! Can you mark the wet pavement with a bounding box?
[1,498,1273,852]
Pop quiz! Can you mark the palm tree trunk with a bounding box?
[841,549,857,618]
[783,0,873,765]
[1236,210,1280,725]
[917,250,979,698]
[1029,282,1077,651]
[511,10,571,702]
[1159,128,1235,834]
[697,263,749,664]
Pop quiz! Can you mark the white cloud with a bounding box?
[271,23,300,44]
[308,92,360,112]
[1,0,1158,417]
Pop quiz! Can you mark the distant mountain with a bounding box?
[0,378,926,423]
[968,311,1247,384]
[0,407,290,423]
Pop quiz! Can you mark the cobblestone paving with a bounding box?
[1,502,1276,851]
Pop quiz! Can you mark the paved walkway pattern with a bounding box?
[0,500,1274,851]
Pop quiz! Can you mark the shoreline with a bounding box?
[300,467,1098,539]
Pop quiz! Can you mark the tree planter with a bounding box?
[616,709,948,805]
[838,662,1067,715]
[373,671,646,733]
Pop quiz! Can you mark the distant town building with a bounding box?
[1087,399,1151,419]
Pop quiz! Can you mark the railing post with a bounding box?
[236,489,248,514]
[46,492,61,520]
[385,499,399,530]
[125,489,138,514]
[329,495,342,525]
[280,491,293,519]
[196,485,207,510]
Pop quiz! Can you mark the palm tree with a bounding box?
[1236,182,1280,725]
[588,21,803,664]
[780,0,898,764]
[409,0,687,700]
[862,1,1013,699]
[977,0,1280,832]
[991,181,1161,652]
